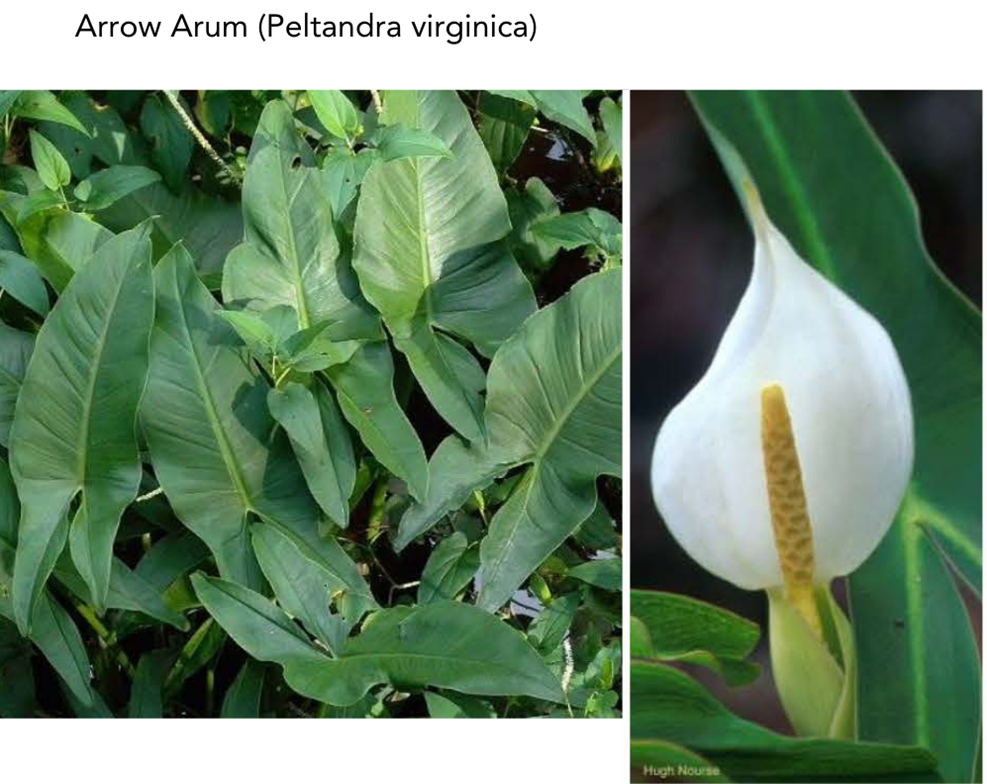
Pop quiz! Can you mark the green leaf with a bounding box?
[140,244,327,589]
[475,270,622,610]
[308,90,361,143]
[53,553,188,631]
[0,92,21,118]
[28,593,95,706]
[417,531,480,604]
[13,91,88,135]
[17,193,67,225]
[354,90,535,439]
[0,456,18,544]
[0,532,95,707]
[36,93,145,180]
[424,691,497,718]
[217,307,284,355]
[531,91,595,145]
[486,90,536,105]
[567,558,621,591]
[221,660,267,718]
[599,97,622,165]
[506,177,561,272]
[393,434,508,551]
[268,381,354,528]
[477,92,536,174]
[194,572,564,706]
[10,227,153,630]
[532,208,622,264]
[140,94,194,191]
[164,617,226,696]
[321,147,377,221]
[394,315,487,442]
[630,590,760,687]
[373,124,452,161]
[0,250,50,316]
[97,182,242,283]
[28,130,71,192]
[250,520,376,653]
[128,650,173,718]
[0,325,33,449]
[281,323,360,372]
[527,592,580,653]
[315,600,565,706]
[222,99,379,339]
[500,90,595,146]
[190,573,326,665]
[326,341,428,501]
[74,165,161,211]
[133,530,210,593]
[691,89,981,783]
[632,661,938,782]
[0,193,113,291]
[195,90,233,138]
[574,501,619,551]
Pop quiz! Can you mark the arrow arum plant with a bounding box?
[0,89,622,718]
[634,90,980,783]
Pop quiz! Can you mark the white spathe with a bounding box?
[651,194,914,590]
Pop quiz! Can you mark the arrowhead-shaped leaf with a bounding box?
[10,226,153,629]
[353,90,535,440]
[222,99,379,340]
[267,380,354,528]
[396,271,622,604]
[326,341,428,501]
[141,244,335,589]
[193,573,564,706]
[250,521,376,653]
[478,270,622,609]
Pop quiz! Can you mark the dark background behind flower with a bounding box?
[629,90,982,731]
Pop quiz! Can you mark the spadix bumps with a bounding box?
[651,185,913,596]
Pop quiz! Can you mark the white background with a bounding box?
[2,1,985,782]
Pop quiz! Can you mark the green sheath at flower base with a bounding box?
[769,586,857,740]
[651,180,914,739]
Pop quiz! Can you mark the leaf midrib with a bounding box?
[75,258,137,486]
[208,578,323,655]
[743,91,838,281]
[533,343,621,463]
[173,278,255,513]
[335,644,554,693]
[479,329,620,606]
[406,154,441,337]
[271,148,312,329]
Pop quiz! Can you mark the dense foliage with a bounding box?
[0,89,622,718]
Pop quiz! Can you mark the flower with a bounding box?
[651,182,913,616]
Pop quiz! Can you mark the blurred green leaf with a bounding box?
[632,661,938,782]
[630,589,760,687]
[0,250,50,316]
